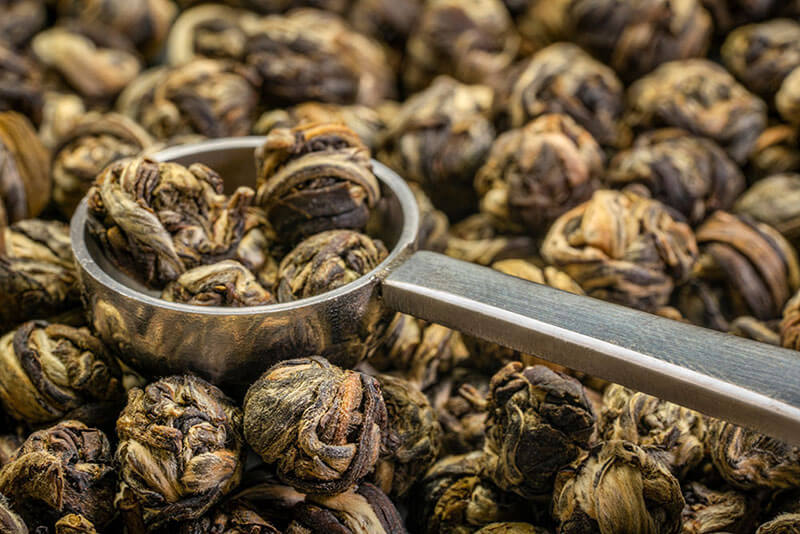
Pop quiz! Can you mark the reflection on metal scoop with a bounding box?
[71,137,800,444]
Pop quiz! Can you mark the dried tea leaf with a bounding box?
[566,0,711,81]
[747,125,800,179]
[162,260,276,307]
[404,0,520,91]
[255,123,380,243]
[86,157,255,289]
[0,321,124,427]
[372,374,442,498]
[608,129,745,226]
[38,91,86,150]
[0,111,51,223]
[626,59,767,164]
[552,440,684,534]
[728,316,780,346]
[475,523,551,534]
[756,514,800,534]
[0,0,46,49]
[680,211,800,328]
[55,514,98,534]
[498,43,627,148]
[244,9,396,106]
[0,435,23,468]
[700,0,800,33]
[0,44,44,124]
[0,219,79,331]
[484,363,595,500]
[445,213,539,266]
[287,483,407,534]
[407,182,450,253]
[243,357,387,495]
[348,0,423,47]
[600,384,706,480]
[165,4,257,65]
[706,418,800,491]
[379,76,495,219]
[52,112,153,216]
[0,494,26,534]
[541,189,698,312]
[681,482,756,534]
[275,230,387,302]
[0,420,116,531]
[168,499,281,534]
[777,68,800,126]
[116,375,245,531]
[428,367,490,455]
[735,174,800,248]
[56,0,177,57]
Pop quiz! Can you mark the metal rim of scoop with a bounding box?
[70,136,420,316]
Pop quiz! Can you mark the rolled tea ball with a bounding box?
[565,0,712,81]
[52,112,153,216]
[372,374,442,498]
[474,113,603,236]
[87,157,255,289]
[552,440,684,534]
[706,418,800,491]
[484,363,595,500]
[600,384,705,479]
[607,129,745,226]
[116,375,245,531]
[165,4,257,65]
[777,69,800,126]
[243,357,387,495]
[31,25,142,103]
[757,514,800,534]
[0,111,51,223]
[348,0,424,48]
[275,230,387,302]
[125,59,258,140]
[379,75,495,220]
[255,122,380,243]
[0,420,116,531]
[0,219,80,331]
[0,0,46,49]
[54,514,98,534]
[0,495,26,534]
[721,20,800,101]
[498,43,627,148]
[475,524,551,534]
[747,125,800,180]
[0,44,44,124]
[680,211,800,329]
[626,59,767,164]
[38,91,86,150]
[541,189,699,312]
[287,483,407,533]
[681,482,757,534]
[244,9,396,107]
[735,174,800,248]
[0,320,124,426]
[403,0,520,91]
[161,260,276,307]
[444,213,539,266]
[428,366,490,455]
[56,0,177,58]
[169,499,281,534]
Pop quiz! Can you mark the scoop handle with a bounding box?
[382,250,800,444]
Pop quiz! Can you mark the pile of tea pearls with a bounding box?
[3,0,800,532]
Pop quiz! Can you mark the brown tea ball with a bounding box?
[679,211,800,329]
[0,45,44,124]
[542,189,699,312]
[275,230,387,302]
[244,9,396,107]
[427,366,490,455]
[499,43,627,148]
[0,0,46,49]
[0,321,124,427]
[777,68,800,126]
[475,113,603,236]
[600,384,706,479]
[116,375,245,531]
[0,111,51,223]
[626,59,767,164]
[484,363,595,500]
[255,122,380,243]
[372,374,442,498]
[444,213,539,266]
[165,4,257,65]
[38,91,86,150]
[52,112,153,216]
[243,357,387,495]
[0,219,80,331]
[161,260,276,307]
[756,514,800,534]
[169,499,281,534]
[87,157,256,289]
[566,0,712,81]
[552,440,684,534]
[403,0,520,92]
[379,76,495,220]
[607,129,745,226]
[348,0,424,47]
[0,421,116,531]
[286,483,407,534]
[54,514,98,534]
[747,125,800,180]
[706,418,800,491]
[735,174,800,248]
[681,482,757,534]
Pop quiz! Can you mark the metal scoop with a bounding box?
[71,137,800,444]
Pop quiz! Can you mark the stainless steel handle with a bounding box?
[382,251,800,445]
